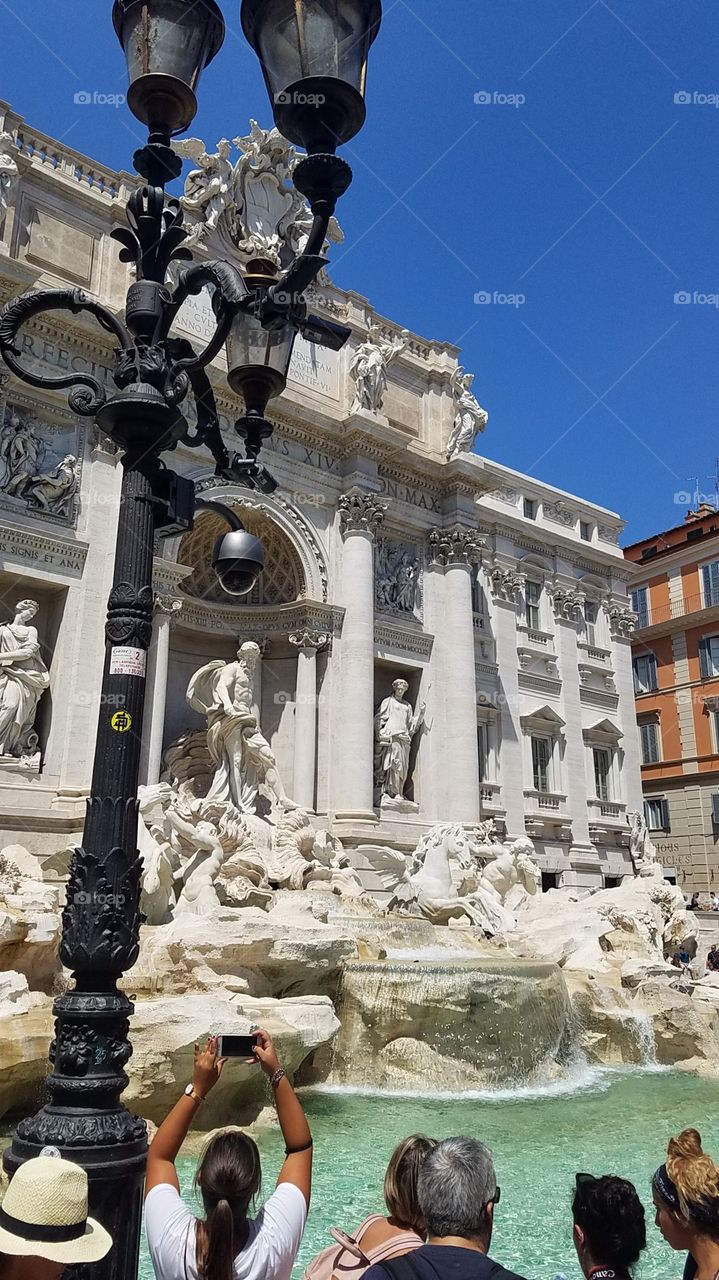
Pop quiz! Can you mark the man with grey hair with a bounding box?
[363,1137,526,1280]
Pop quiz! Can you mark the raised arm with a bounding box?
[145,1037,225,1196]
[253,1029,313,1208]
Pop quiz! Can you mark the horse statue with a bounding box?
[359,822,515,934]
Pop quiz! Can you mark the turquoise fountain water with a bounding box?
[138,1069,719,1280]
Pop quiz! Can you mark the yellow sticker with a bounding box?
[110,710,133,733]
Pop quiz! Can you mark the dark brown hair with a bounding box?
[573,1174,646,1274]
[384,1134,438,1234]
[195,1130,262,1280]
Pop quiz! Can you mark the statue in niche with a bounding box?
[349,326,409,414]
[174,137,235,233]
[0,132,19,224]
[446,367,488,460]
[187,641,298,815]
[375,541,420,616]
[26,454,78,517]
[374,677,425,804]
[0,600,50,760]
[628,810,661,878]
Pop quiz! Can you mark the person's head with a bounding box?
[237,641,261,671]
[383,1135,437,1234]
[195,1129,262,1280]
[417,1136,499,1249]
[392,679,409,699]
[13,599,38,624]
[0,1153,111,1280]
[572,1173,646,1276]
[653,1129,719,1252]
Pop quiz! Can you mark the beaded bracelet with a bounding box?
[270,1067,286,1089]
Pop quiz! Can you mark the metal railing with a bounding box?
[634,590,719,629]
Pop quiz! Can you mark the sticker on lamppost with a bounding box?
[110,709,133,733]
[110,647,147,678]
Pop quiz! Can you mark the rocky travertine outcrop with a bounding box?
[0,856,62,992]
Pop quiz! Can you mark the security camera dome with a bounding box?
[211,528,265,597]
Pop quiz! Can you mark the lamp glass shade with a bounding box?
[241,0,381,146]
[225,306,297,406]
[113,0,225,133]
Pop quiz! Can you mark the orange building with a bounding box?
[625,504,719,892]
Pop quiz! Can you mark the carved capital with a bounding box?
[154,594,183,619]
[339,491,386,538]
[549,585,584,620]
[490,566,524,602]
[289,630,330,651]
[427,526,484,568]
[607,605,636,637]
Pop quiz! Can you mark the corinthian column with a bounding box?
[335,490,386,820]
[428,527,483,824]
[139,595,181,785]
[289,630,329,811]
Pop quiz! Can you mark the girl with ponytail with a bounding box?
[652,1129,719,1280]
[145,1031,312,1280]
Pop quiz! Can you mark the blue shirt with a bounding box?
[364,1243,528,1280]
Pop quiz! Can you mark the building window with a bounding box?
[644,797,669,831]
[633,652,658,694]
[525,580,542,631]
[639,721,661,765]
[583,600,598,646]
[531,735,552,792]
[471,567,486,616]
[478,723,489,783]
[699,634,719,678]
[580,521,592,541]
[631,586,649,628]
[702,560,719,607]
[711,794,719,826]
[593,747,611,800]
[523,498,536,520]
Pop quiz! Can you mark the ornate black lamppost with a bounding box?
[0,3,381,1278]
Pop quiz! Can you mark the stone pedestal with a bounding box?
[289,630,328,812]
[334,492,385,821]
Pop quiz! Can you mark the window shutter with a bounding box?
[704,561,719,606]
[648,653,658,690]
[712,794,719,825]
[699,637,710,679]
[660,798,669,830]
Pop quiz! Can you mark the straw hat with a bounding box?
[0,1155,112,1264]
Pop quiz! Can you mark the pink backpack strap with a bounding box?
[368,1233,422,1264]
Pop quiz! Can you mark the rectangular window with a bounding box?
[523,498,536,520]
[631,586,649,628]
[531,735,552,792]
[640,721,660,764]
[584,600,598,646]
[580,521,591,541]
[471,569,486,616]
[593,747,611,800]
[525,580,542,631]
[712,794,719,826]
[702,560,719,607]
[699,634,719,678]
[478,724,488,783]
[633,652,658,694]
[644,797,669,830]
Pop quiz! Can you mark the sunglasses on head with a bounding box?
[575,1173,597,1188]
[489,1186,501,1206]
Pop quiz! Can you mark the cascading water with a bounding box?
[325,956,577,1092]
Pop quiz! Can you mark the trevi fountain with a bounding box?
[0,103,717,1280]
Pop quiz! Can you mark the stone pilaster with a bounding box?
[334,491,386,820]
[488,563,526,838]
[139,595,181,786]
[289,630,329,812]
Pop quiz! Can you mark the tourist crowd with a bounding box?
[1,1032,718,1280]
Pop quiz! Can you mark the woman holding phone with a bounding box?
[144,1030,312,1280]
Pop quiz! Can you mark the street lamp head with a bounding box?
[212,526,265,596]
[113,0,225,136]
[225,261,297,413]
[241,0,382,153]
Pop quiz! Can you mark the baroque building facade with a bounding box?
[0,102,642,888]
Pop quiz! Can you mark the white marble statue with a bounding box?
[175,137,236,235]
[628,811,661,878]
[374,679,425,803]
[0,411,45,499]
[361,823,515,934]
[138,784,178,925]
[375,542,420,615]
[0,131,19,224]
[349,327,409,414]
[25,454,78,517]
[446,367,488,460]
[479,836,541,908]
[187,641,298,815]
[0,600,50,760]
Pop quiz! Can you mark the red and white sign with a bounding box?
[110,647,147,678]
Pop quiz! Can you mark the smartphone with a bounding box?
[216,1033,260,1058]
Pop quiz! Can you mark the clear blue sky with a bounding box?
[1,0,717,543]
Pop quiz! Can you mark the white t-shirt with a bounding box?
[144,1182,307,1280]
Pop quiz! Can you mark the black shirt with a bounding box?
[364,1243,528,1280]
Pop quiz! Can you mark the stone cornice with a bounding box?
[166,597,344,639]
[0,518,88,578]
[374,619,434,658]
